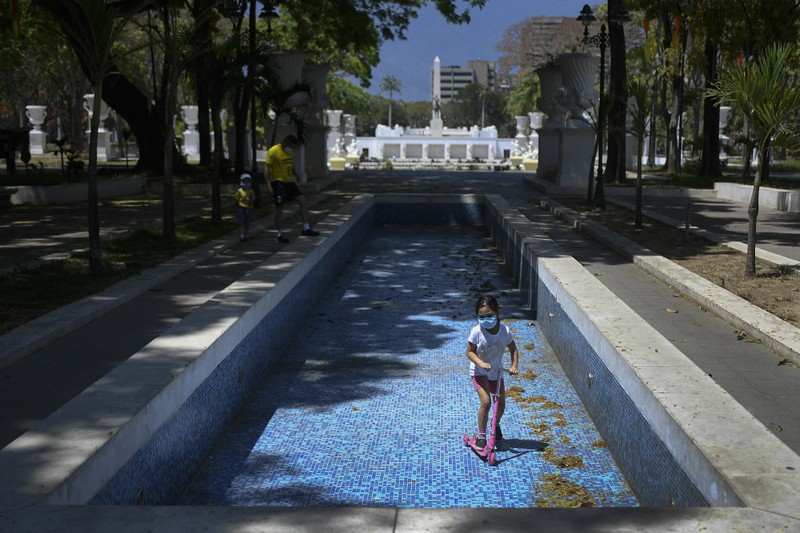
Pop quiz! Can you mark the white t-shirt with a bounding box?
[468,322,514,381]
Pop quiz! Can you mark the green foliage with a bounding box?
[327,74,372,115]
[444,83,511,135]
[504,72,540,117]
[706,43,800,154]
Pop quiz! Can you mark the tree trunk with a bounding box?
[700,39,721,178]
[197,77,212,168]
[102,72,195,176]
[87,83,104,274]
[666,74,682,175]
[103,73,165,175]
[211,98,224,224]
[746,147,767,276]
[192,5,213,168]
[161,6,177,243]
[606,4,628,184]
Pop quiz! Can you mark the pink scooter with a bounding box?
[463,372,505,466]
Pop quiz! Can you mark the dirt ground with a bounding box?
[556,199,800,330]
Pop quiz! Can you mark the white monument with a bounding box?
[327,57,517,168]
[431,56,444,134]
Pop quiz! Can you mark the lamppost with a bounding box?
[577,3,629,209]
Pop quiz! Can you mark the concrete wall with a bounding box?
[11,178,147,205]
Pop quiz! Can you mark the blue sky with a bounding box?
[367,0,591,102]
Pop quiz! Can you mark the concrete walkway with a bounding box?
[1,170,800,530]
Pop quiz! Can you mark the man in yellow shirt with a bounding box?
[264,134,319,243]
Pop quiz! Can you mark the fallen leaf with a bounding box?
[666,308,679,314]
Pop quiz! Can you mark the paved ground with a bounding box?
[1,169,800,527]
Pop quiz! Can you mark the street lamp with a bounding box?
[577,3,629,209]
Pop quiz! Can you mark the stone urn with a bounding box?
[719,106,732,134]
[181,105,199,130]
[326,109,344,157]
[267,50,306,89]
[26,105,47,155]
[528,111,545,131]
[82,94,109,124]
[181,105,200,162]
[535,66,566,128]
[303,63,331,110]
[25,105,47,132]
[510,115,529,169]
[558,53,599,124]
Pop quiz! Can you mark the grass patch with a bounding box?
[0,214,237,334]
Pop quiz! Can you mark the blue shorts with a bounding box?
[236,206,252,226]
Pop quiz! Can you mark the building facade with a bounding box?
[433,59,496,102]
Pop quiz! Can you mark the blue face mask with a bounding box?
[478,315,498,329]
[241,182,251,189]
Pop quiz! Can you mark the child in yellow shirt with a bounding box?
[235,173,255,242]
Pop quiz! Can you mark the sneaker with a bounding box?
[277,235,290,243]
[475,434,487,450]
[494,425,503,441]
[301,228,320,237]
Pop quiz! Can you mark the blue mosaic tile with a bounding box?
[179,225,639,508]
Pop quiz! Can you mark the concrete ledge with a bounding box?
[551,197,800,363]
[0,202,310,370]
[485,194,800,518]
[605,195,800,276]
[715,182,800,212]
[0,195,374,509]
[1,504,797,532]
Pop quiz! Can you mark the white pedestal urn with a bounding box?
[25,105,47,155]
[342,114,360,167]
[527,111,544,154]
[302,63,332,179]
[558,52,599,126]
[511,115,529,169]
[523,111,544,171]
[326,109,345,171]
[181,105,200,163]
[83,94,112,162]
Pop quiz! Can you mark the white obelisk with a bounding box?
[431,56,443,133]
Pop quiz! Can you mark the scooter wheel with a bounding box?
[488,451,497,466]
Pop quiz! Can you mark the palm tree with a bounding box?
[705,43,800,276]
[43,0,142,273]
[380,75,401,126]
